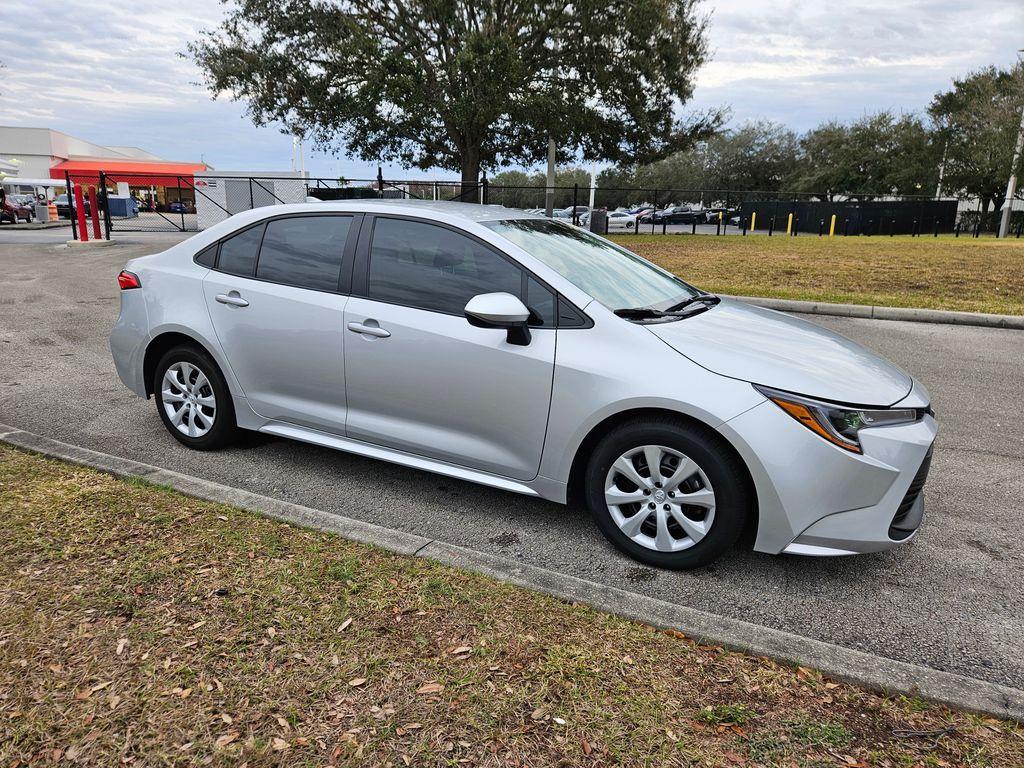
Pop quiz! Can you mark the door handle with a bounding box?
[215,293,249,308]
[347,321,391,338]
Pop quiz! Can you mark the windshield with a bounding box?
[482,218,699,310]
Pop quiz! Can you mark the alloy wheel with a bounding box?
[604,444,716,552]
[161,361,217,438]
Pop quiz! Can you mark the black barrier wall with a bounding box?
[736,200,959,235]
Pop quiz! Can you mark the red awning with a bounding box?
[51,159,208,187]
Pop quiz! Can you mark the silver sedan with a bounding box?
[110,200,936,568]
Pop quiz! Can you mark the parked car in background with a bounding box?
[651,205,700,225]
[55,193,90,219]
[598,210,637,230]
[703,208,738,224]
[110,200,936,570]
[1,196,35,223]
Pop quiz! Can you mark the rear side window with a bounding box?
[194,244,217,267]
[367,218,522,315]
[256,216,352,291]
[218,223,264,276]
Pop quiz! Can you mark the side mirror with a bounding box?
[464,292,532,346]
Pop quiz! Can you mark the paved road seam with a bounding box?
[1,423,1020,721]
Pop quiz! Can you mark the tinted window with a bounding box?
[256,216,352,291]
[526,276,555,327]
[195,244,217,267]
[218,224,264,277]
[368,218,522,315]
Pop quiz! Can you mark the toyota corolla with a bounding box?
[110,201,936,568]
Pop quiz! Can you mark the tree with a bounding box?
[788,113,939,200]
[929,63,1024,214]
[189,0,717,188]
[592,121,797,206]
[700,121,799,193]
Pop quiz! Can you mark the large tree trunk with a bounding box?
[460,147,481,203]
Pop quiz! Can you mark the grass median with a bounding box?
[2,446,1022,766]
[609,234,1024,316]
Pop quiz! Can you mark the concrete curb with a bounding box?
[2,423,1022,722]
[729,295,1024,330]
[65,238,117,248]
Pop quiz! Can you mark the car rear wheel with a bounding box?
[154,346,236,450]
[584,418,752,569]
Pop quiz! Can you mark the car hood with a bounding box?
[647,299,913,406]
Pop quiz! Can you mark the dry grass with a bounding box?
[2,446,1022,767]
[609,234,1024,315]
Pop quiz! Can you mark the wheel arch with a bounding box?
[143,330,231,398]
[565,406,759,541]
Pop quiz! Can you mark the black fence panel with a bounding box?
[737,199,959,235]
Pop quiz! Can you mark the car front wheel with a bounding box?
[585,418,752,569]
[154,346,236,450]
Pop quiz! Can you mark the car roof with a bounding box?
[290,198,540,224]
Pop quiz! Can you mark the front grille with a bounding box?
[889,446,932,539]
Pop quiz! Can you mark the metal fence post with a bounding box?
[572,183,578,225]
[482,173,489,205]
[65,170,78,240]
[377,167,384,198]
[248,178,255,210]
[178,177,186,230]
[651,189,658,234]
[99,171,112,239]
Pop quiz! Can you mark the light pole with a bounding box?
[997,50,1024,238]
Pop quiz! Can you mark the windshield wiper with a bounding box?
[614,294,721,320]
[665,293,721,312]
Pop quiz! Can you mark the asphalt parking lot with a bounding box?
[1,230,1022,692]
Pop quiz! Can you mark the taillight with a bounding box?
[117,270,141,290]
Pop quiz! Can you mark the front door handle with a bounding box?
[215,293,249,308]
[347,321,391,338]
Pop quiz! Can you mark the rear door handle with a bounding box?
[215,293,249,307]
[347,321,391,338]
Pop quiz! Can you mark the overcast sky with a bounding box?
[1,0,1021,178]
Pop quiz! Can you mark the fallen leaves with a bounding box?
[348,677,367,688]
[416,681,443,695]
[214,731,239,748]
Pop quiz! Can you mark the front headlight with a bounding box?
[753,385,921,453]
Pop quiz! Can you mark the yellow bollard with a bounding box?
[829,214,836,237]
[751,212,757,232]
[786,212,793,235]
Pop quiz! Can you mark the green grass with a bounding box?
[1,445,1022,766]
[610,233,1024,315]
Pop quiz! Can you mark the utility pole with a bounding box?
[997,50,1024,239]
[589,162,597,210]
[544,136,556,217]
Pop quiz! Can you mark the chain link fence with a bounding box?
[62,170,1024,239]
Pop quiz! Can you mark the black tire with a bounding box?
[584,418,752,569]
[153,345,237,450]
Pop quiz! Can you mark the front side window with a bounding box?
[483,219,699,311]
[256,216,352,291]
[218,223,265,277]
[367,218,523,316]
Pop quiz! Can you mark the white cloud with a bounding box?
[1,0,1021,176]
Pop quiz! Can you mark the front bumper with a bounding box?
[719,397,937,556]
